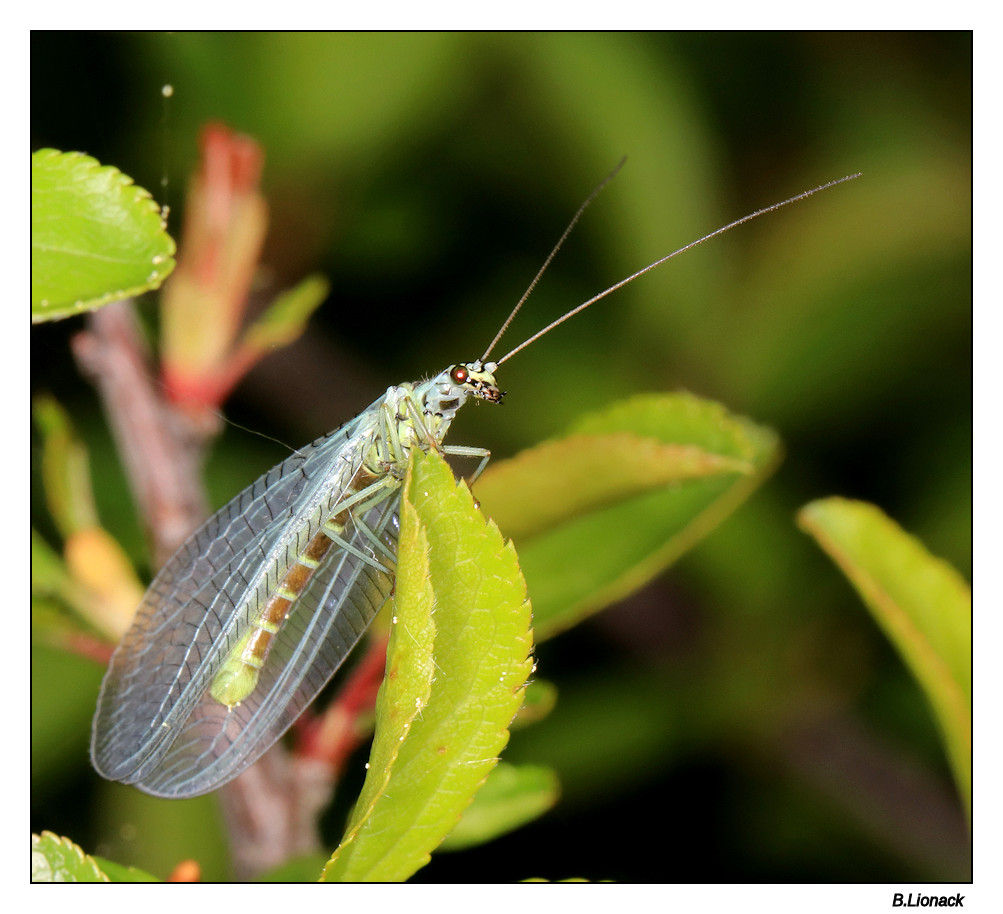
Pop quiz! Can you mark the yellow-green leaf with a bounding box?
[511,678,558,729]
[33,394,99,538]
[240,273,330,354]
[31,396,145,639]
[477,432,751,542]
[797,498,971,814]
[31,149,175,322]
[322,487,438,880]
[32,832,109,882]
[476,392,779,639]
[439,762,559,851]
[31,529,98,648]
[31,528,71,602]
[322,449,534,881]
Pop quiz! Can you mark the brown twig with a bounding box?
[71,301,213,566]
[216,746,323,881]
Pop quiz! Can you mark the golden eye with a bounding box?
[450,365,469,384]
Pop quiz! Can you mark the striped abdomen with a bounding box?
[209,505,360,708]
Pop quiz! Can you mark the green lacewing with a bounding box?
[91,166,860,797]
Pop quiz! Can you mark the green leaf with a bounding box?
[31,149,176,322]
[31,528,70,602]
[32,395,144,640]
[31,526,140,646]
[476,392,779,639]
[322,479,438,881]
[797,498,972,815]
[31,832,109,882]
[31,530,89,649]
[322,449,534,882]
[33,394,99,538]
[439,762,559,851]
[240,273,330,353]
[89,857,160,883]
[511,678,558,729]
[31,528,98,646]
[475,432,751,543]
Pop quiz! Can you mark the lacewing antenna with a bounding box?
[480,157,626,363]
[489,171,862,367]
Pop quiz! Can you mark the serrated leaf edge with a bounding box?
[31,831,109,882]
[31,149,176,320]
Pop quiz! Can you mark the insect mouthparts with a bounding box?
[464,361,504,404]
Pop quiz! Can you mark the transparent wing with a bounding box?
[91,407,401,798]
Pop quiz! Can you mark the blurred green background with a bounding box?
[31,32,971,882]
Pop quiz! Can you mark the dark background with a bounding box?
[31,32,971,882]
